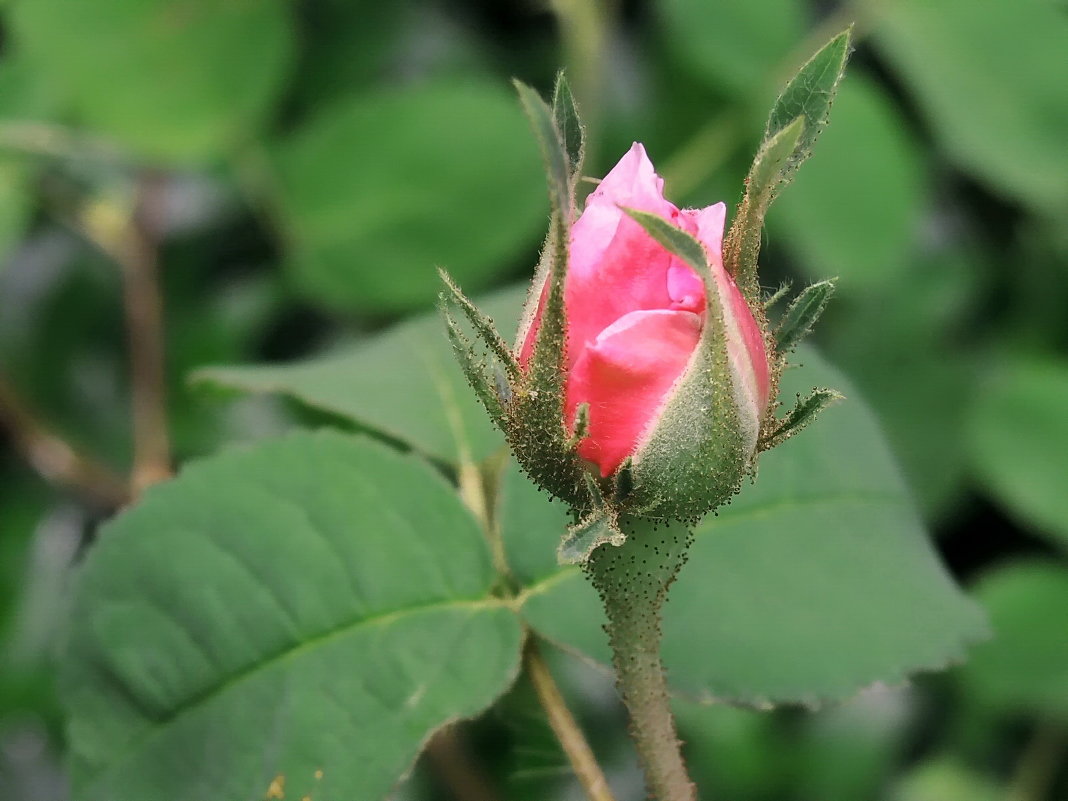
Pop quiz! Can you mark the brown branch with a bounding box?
[0,377,129,508]
[78,172,172,494]
[525,639,617,801]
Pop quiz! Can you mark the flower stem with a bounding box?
[585,517,695,801]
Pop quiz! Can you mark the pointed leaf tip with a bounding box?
[621,207,709,275]
[761,387,844,451]
[775,279,837,354]
[552,71,585,176]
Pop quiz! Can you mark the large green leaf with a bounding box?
[194,286,526,466]
[960,561,1068,720]
[272,80,546,313]
[773,76,927,290]
[509,348,988,705]
[10,0,294,162]
[61,431,523,801]
[967,357,1068,549]
[874,0,1068,211]
[657,0,805,97]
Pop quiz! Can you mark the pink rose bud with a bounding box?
[517,143,770,484]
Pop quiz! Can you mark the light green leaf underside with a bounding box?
[10,0,293,162]
[966,357,1068,550]
[506,348,988,706]
[959,561,1068,721]
[873,0,1068,211]
[61,431,523,801]
[194,285,527,465]
[272,81,546,313]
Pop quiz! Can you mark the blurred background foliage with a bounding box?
[0,0,1065,799]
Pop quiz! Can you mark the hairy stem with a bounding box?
[585,517,695,801]
[525,639,617,801]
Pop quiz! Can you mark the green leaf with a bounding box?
[764,27,852,188]
[890,758,1004,801]
[441,302,505,426]
[658,0,806,96]
[959,561,1068,720]
[438,269,520,381]
[761,387,844,451]
[723,116,805,299]
[874,0,1068,211]
[772,77,927,290]
[10,0,293,162]
[508,347,988,706]
[194,285,526,466]
[61,431,523,801]
[774,279,837,355]
[967,357,1068,549]
[551,72,585,178]
[273,81,545,313]
[512,79,569,217]
[749,116,806,203]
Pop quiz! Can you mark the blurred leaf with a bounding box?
[773,76,927,289]
[890,758,1005,801]
[11,0,294,162]
[961,561,1068,720]
[968,356,1068,549]
[674,702,788,799]
[658,0,806,96]
[825,246,985,520]
[794,685,911,801]
[874,0,1068,211]
[0,56,63,271]
[273,80,545,313]
[194,285,526,465]
[61,431,523,801]
[509,348,988,705]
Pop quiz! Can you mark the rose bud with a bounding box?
[502,143,772,523]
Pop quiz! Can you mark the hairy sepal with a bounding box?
[760,387,844,451]
[775,279,836,355]
[505,82,585,507]
[619,210,751,522]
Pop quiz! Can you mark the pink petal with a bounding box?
[566,309,702,476]
[564,144,700,370]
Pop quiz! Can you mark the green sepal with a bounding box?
[621,207,710,274]
[552,71,585,179]
[725,25,852,303]
[760,387,844,451]
[438,268,521,380]
[566,402,590,448]
[558,507,625,564]
[723,116,805,304]
[505,82,584,506]
[513,79,570,218]
[775,279,837,355]
[764,281,792,311]
[617,209,751,522]
[440,300,505,426]
[764,27,852,190]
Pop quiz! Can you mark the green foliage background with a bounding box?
[0,1,1065,799]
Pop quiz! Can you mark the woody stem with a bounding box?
[585,517,696,801]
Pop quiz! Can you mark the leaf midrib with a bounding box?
[80,595,509,792]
